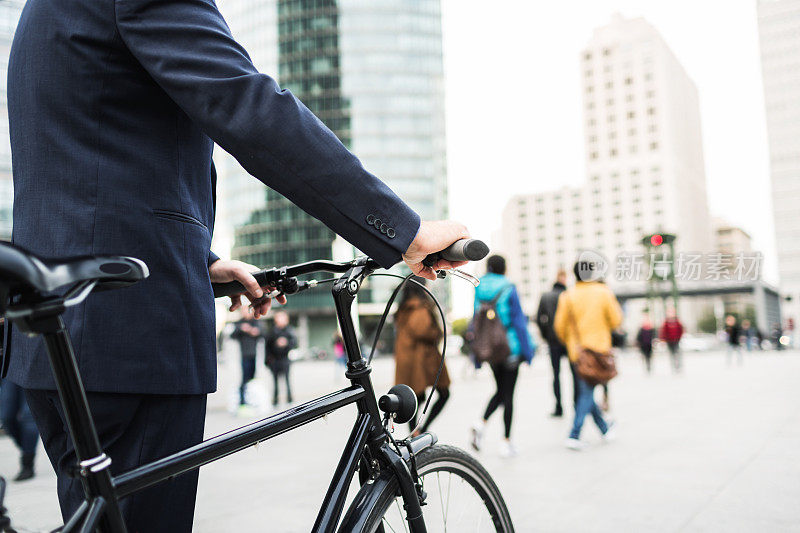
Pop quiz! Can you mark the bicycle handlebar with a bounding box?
[421,238,489,266]
[211,238,488,299]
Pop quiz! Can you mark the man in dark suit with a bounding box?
[4,0,468,530]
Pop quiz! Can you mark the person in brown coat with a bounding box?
[394,279,450,434]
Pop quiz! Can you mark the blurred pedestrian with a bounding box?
[265,311,297,407]
[660,309,684,373]
[554,260,622,451]
[536,269,577,417]
[333,331,346,377]
[394,278,449,435]
[636,316,656,374]
[725,315,743,365]
[1,379,39,481]
[741,319,755,352]
[771,323,784,351]
[1,316,39,481]
[230,306,263,416]
[470,255,535,458]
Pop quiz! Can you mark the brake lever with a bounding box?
[436,268,480,287]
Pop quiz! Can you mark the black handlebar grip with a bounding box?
[423,238,490,267]
[212,270,273,298]
[212,280,246,298]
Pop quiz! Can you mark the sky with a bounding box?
[440,0,777,313]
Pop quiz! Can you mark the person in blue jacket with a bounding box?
[469,255,535,458]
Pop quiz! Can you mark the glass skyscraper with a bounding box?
[0,0,24,241]
[216,0,447,347]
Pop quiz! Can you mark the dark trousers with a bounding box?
[0,379,39,455]
[24,389,206,533]
[239,355,256,406]
[268,359,292,405]
[548,342,578,410]
[483,362,520,439]
[410,388,450,433]
[640,346,653,372]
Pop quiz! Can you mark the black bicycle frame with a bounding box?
[11,260,428,533]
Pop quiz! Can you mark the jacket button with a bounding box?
[373,218,381,229]
[380,223,388,234]
[366,214,375,225]
[387,228,396,238]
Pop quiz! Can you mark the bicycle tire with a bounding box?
[341,444,514,533]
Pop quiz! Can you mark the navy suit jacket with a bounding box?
[5,0,420,394]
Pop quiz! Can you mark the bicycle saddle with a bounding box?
[0,241,149,294]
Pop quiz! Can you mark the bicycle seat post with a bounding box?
[11,308,127,532]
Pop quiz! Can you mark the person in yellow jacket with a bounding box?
[554,260,623,450]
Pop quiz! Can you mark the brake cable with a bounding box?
[366,272,449,438]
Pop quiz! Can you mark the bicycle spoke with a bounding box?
[444,472,452,526]
[382,515,399,533]
[396,499,409,533]
[436,472,448,532]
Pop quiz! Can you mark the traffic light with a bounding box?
[641,233,675,248]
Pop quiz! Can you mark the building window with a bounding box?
[610,148,617,157]
[650,142,658,150]
[627,111,635,119]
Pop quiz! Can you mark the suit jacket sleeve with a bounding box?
[114,0,420,268]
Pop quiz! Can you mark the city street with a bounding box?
[2,348,799,532]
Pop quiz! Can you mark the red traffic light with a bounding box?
[650,234,664,246]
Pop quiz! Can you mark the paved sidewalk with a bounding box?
[2,349,799,532]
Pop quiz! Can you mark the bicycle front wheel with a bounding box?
[357,444,514,533]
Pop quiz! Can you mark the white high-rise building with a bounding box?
[0,1,24,241]
[757,0,800,325]
[500,15,712,320]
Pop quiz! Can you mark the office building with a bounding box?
[215,0,447,347]
[0,0,24,241]
[757,0,800,325]
[499,15,713,329]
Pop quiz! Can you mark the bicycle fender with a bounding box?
[337,433,437,533]
[337,472,395,533]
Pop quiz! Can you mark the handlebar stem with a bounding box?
[331,263,385,446]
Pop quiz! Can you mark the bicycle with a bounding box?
[0,238,514,532]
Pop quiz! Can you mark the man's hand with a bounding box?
[208,259,287,318]
[402,220,471,280]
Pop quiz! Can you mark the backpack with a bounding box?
[470,286,512,364]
